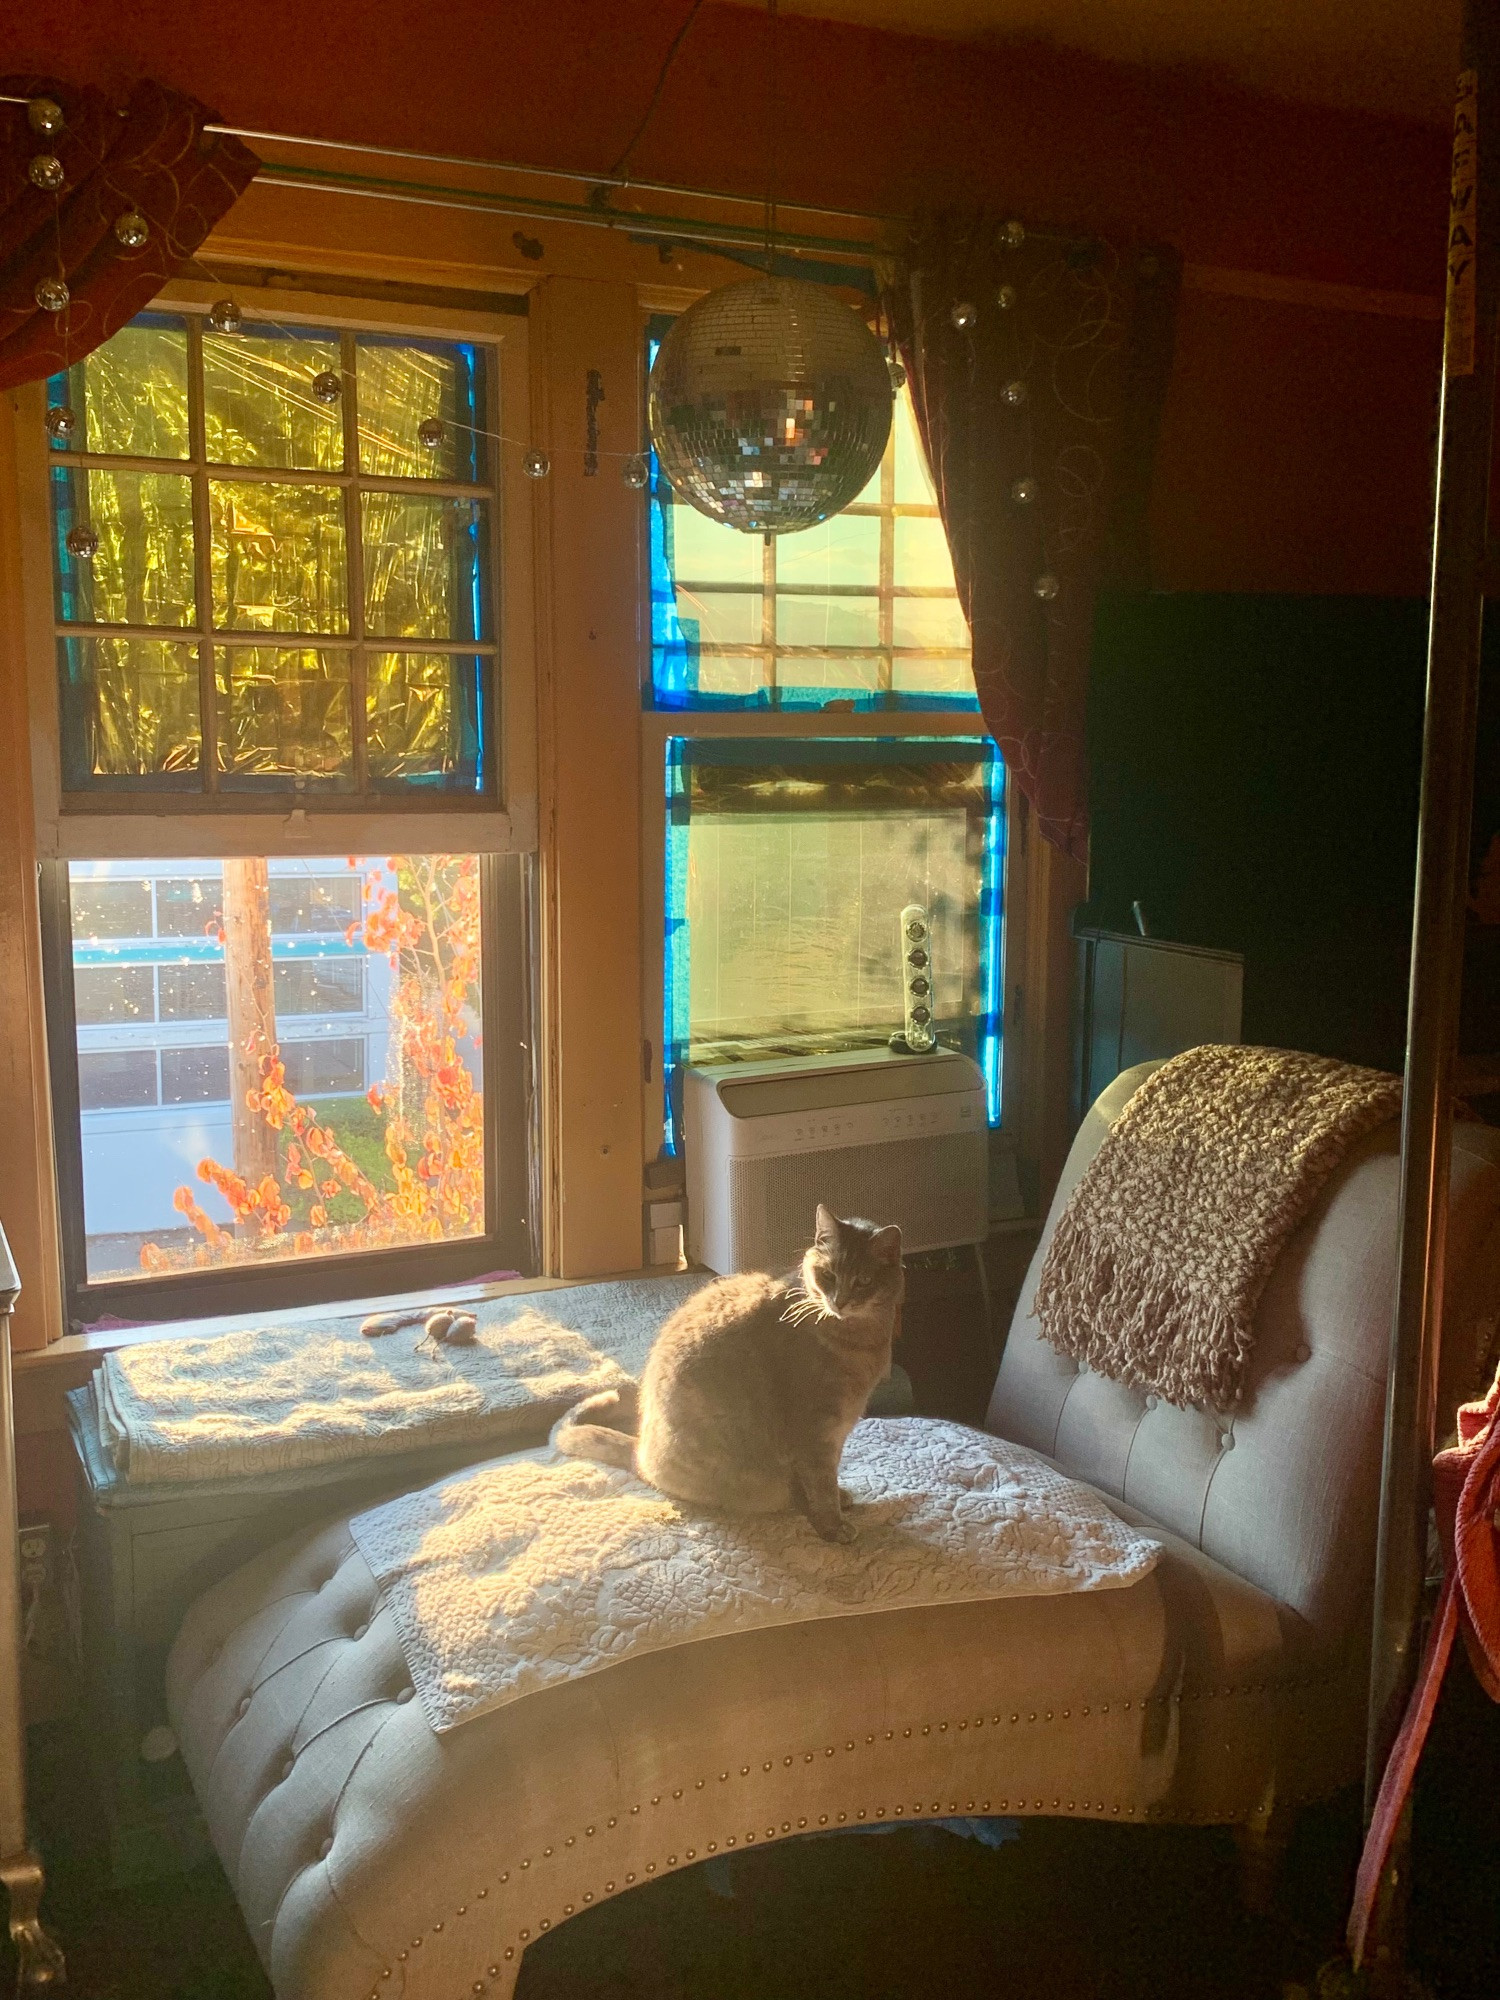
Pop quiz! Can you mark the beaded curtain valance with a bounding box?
[882,215,1181,861]
[0,75,258,392]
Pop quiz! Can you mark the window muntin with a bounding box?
[662,738,1003,1147]
[62,855,486,1285]
[46,314,496,799]
[648,327,978,712]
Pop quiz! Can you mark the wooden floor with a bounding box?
[8,1660,1499,1998]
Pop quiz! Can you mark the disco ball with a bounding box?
[648,276,893,535]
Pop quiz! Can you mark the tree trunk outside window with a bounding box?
[221,858,278,1209]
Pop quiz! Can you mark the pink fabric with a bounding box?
[1348,1365,1500,1965]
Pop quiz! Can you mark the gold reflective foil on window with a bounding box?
[209,480,348,633]
[215,648,354,786]
[49,311,498,801]
[68,637,201,776]
[203,329,344,471]
[356,338,487,481]
[56,470,196,626]
[367,652,464,780]
[362,492,488,641]
[59,317,190,458]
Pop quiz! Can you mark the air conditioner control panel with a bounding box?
[712,1086,983,1160]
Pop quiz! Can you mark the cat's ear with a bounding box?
[869,1224,903,1264]
[814,1203,839,1245]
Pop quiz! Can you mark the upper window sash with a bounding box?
[643,317,979,715]
[14,282,537,861]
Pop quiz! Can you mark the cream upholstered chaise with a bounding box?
[165,1064,1500,2000]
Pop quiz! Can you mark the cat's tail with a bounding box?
[550,1384,640,1471]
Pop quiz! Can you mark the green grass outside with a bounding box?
[275,1094,398,1227]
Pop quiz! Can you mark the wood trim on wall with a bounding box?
[528,275,647,1278]
[0,397,65,1354]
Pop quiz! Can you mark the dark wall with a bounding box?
[1083,593,1500,1074]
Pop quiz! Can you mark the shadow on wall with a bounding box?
[1082,593,1500,1074]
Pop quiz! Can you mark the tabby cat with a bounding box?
[551,1205,903,1542]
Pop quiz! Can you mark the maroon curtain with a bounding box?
[883,215,1181,861]
[0,76,258,390]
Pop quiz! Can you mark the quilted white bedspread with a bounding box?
[97,1276,706,1484]
[350,1416,1161,1734]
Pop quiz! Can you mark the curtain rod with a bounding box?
[250,160,889,264]
[3,92,1080,262]
[209,122,896,229]
[0,92,895,230]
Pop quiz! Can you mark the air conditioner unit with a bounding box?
[683,1048,990,1275]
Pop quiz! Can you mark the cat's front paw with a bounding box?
[820,1516,857,1545]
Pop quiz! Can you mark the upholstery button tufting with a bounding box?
[352,1623,368,1642]
[1219,1432,1235,1452]
[237,1696,252,1719]
[1145,1395,1158,1411]
[318,1837,333,1860]
[281,1760,295,1783]
[396,1687,415,1704]
[1295,1343,1311,1362]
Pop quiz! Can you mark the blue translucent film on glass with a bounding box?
[662,735,694,1152]
[456,342,483,488]
[977,747,1007,1124]
[647,329,700,707]
[659,734,1005,1153]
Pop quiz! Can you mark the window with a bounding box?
[33,293,533,1323]
[47,311,495,799]
[648,324,978,712]
[643,316,1007,1174]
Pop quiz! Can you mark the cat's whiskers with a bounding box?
[780,1285,836,1326]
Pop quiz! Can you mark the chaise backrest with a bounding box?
[987,1062,1500,1639]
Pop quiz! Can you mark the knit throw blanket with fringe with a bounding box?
[1033,1045,1402,1410]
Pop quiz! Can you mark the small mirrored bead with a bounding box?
[621,452,650,489]
[1011,476,1038,505]
[45,404,76,445]
[417,416,445,448]
[28,154,65,192]
[207,298,243,334]
[523,448,551,479]
[997,284,1018,310]
[887,356,907,390]
[1002,379,1028,407]
[1033,572,1060,601]
[34,277,70,313]
[311,369,342,405]
[949,301,978,332]
[28,97,65,137]
[114,210,150,249]
[65,524,99,560]
[999,218,1026,249]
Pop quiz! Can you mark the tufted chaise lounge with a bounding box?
[165,1065,1500,1998]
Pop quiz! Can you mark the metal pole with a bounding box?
[1361,0,1500,1965]
[0,1229,65,1987]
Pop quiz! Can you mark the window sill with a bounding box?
[15,1268,582,1373]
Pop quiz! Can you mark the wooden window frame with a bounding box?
[15,276,542,1327]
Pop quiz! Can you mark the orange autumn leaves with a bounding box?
[139,856,484,1274]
